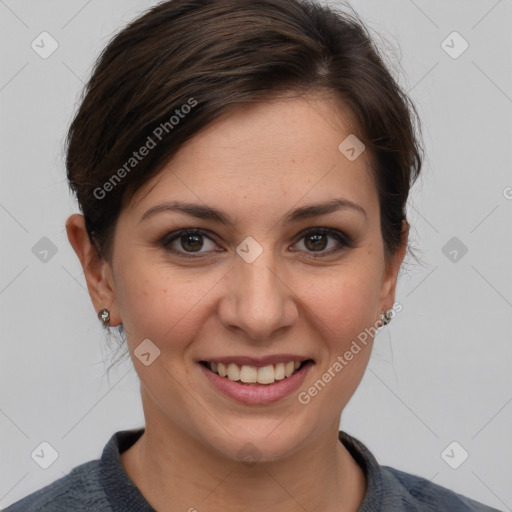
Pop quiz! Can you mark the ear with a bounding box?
[65,214,122,326]
[378,220,409,315]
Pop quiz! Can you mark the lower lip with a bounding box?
[198,361,313,405]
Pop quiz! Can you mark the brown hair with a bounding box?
[66,0,423,264]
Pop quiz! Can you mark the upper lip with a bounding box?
[198,354,314,367]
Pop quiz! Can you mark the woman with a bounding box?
[4,0,502,510]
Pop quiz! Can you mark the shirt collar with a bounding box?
[99,428,156,512]
[99,428,383,511]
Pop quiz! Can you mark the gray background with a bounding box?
[1,0,511,509]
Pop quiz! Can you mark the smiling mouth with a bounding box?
[199,360,313,385]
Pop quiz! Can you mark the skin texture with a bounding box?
[67,94,408,511]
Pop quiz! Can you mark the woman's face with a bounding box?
[103,95,405,461]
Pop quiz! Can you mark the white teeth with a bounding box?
[285,361,295,378]
[217,362,227,377]
[227,363,240,381]
[274,362,285,380]
[240,365,258,383]
[207,360,305,385]
[257,365,275,384]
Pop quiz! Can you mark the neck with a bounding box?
[121,411,366,512]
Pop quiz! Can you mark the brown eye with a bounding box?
[304,233,329,251]
[179,233,204,252]
[293,228,354,257]
[161,229,218,258]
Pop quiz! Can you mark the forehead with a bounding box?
[127,95,378,222]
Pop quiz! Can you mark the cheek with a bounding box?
[301,262,382,340]
[114,259,217,349]
[296,267,380,411]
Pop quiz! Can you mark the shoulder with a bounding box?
[380,465,502,512]
[338,430,500,512]
[3,459,112,512]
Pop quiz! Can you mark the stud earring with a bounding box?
[98,308,110,326]
[380,307,393,326]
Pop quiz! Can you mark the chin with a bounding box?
[198,417,312,466]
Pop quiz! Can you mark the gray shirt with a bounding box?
[3,428,502,511]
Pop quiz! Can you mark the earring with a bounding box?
[380,307,393,326]
[98,308,110,326]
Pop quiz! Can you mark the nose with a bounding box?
[217,249,299,341]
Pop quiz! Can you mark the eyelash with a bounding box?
[159,227,355,260]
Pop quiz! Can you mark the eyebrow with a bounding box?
[139,198,367,225]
